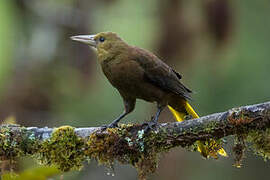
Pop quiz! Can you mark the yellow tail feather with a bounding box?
[168,101,227,158]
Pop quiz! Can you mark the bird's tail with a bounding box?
[168,101,227,159]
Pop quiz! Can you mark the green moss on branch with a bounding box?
[36,126,85,171]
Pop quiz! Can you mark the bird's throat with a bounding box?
[97,49,120,64]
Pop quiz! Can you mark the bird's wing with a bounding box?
[132,48,192,100]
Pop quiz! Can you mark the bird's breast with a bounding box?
[101,59,144,89]
[101,58,166,102]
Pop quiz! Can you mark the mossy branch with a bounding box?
[1,101,270,179]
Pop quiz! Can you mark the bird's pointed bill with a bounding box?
[70,35,96,47]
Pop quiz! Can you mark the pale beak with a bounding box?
[70,34,97,47]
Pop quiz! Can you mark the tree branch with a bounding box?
[1,101,270,179]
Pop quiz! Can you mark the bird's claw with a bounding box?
[220,111,229,121]
[108,122,118,128]
[143,121,157,132]
[100,122,118,131]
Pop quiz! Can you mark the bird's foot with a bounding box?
[143,120,157,132]
[220,111,229,121]
[108,122,119,128]
[100,122,118,131]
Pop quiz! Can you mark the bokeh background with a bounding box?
[1,0,270,179]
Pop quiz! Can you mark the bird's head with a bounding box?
[71,32,128,62]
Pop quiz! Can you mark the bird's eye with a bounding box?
[99,37,105,42]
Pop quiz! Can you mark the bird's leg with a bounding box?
[101,112,127,130]
[102,98,136,129]
[152,106,164,124]
[107,111,128,128]
[144,105,165,131]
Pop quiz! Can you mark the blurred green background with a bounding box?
[0,0,270,179]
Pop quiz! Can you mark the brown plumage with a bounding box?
[71,32,190,127]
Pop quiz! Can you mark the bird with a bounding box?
[70,32,227,158]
